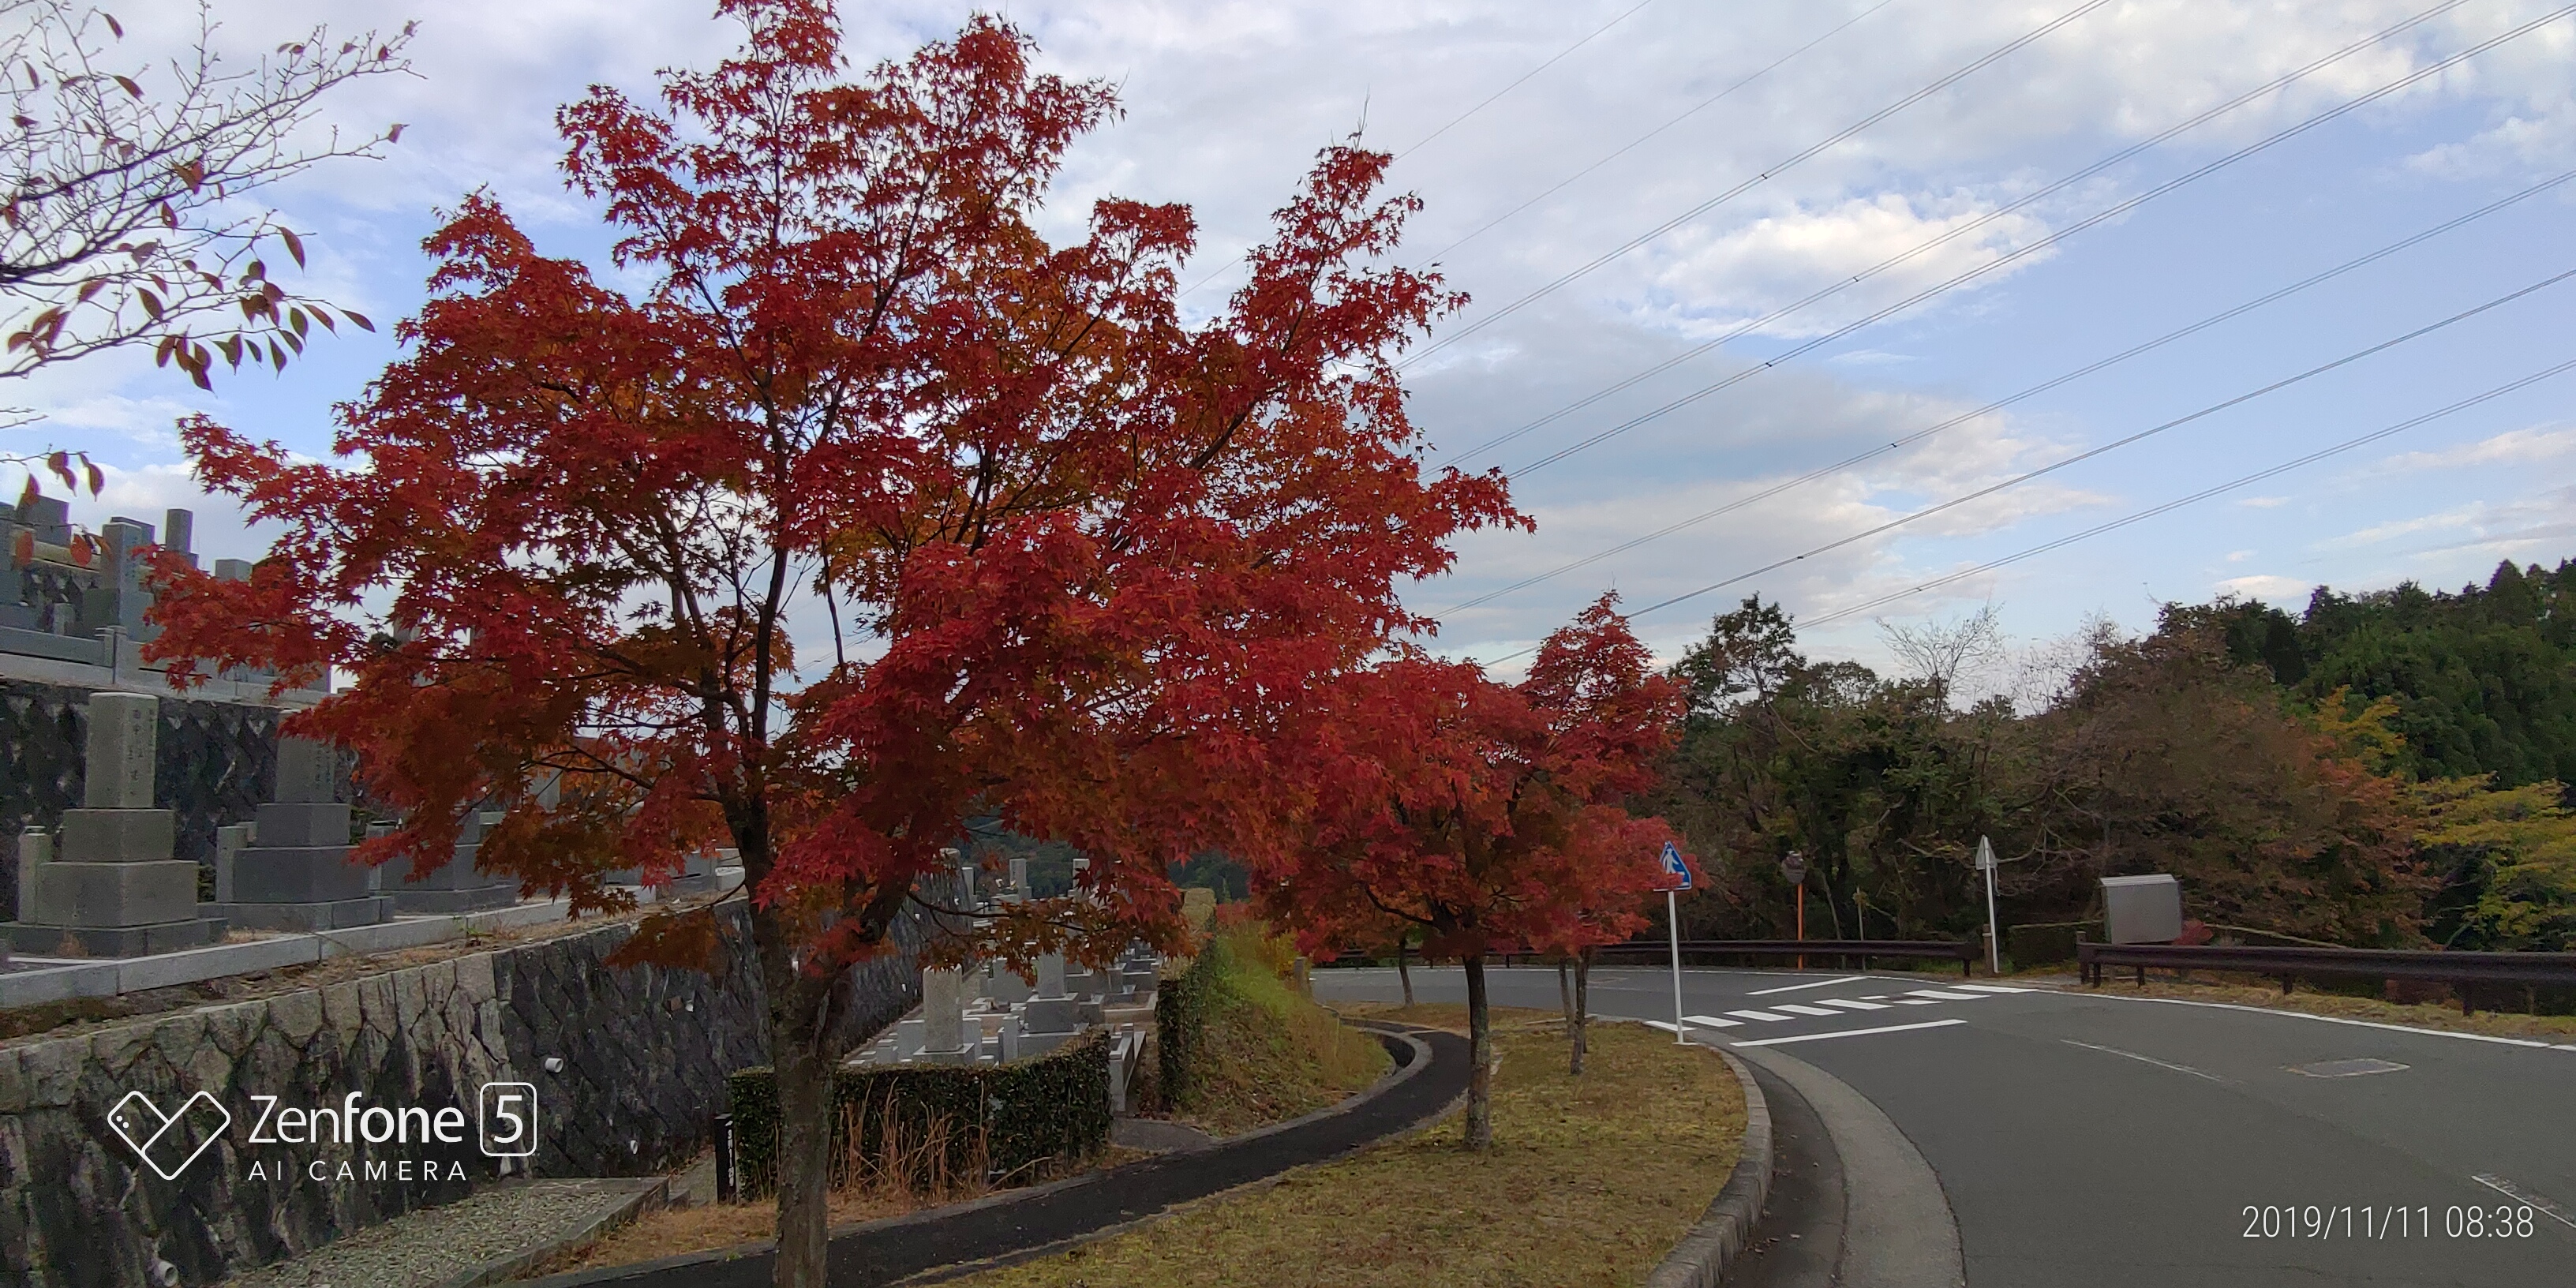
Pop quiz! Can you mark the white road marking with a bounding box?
[2287,1058,2409,1078]
[1950,983,2034,994]
[1817,998,1891,1011]
[1734,1019,1965,1047]
[1682,1014,1745,1029]
[1773,1003,1843,1017]
[2078,991,2573,1052]
[2470,1174,2576,1232]
[2061,1038,2230,1083]
[1893,998,1944,1005]
[1906,990,1984,1002]
[1861,995,1893,1001]
[1745,975,1866,995]
[1728,1009,1800,1022]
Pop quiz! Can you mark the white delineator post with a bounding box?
[1977,835,2001,976]
[1668,888,1687,1044]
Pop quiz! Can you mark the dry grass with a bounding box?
[2080,977,2576,1043]
[949,1016,1746,1288]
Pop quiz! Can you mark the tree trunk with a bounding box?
[1557,958,1572,1036]
[748,861,842,1288]
[770,1004,834,1288]
[1570,949,1590,1076]
[1462,953,1493,1151]
[1395,938,1414,1006]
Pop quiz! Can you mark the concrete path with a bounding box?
[519,1024,1468,1288]
[1320,964,2576,1288]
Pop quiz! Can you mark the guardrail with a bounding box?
[2076,942,2576,1014]
[1592,938,1979,976]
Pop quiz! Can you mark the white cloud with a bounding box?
[2215,573,2310,601]
[2223,549,2254,563]
[2379,423,2576,470]
[2236,496,2292,508]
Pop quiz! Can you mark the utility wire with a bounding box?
[1619,267,2576,620]
[1506,4,2575,477]
[1413,0,1905,270]
[1797,355,2576,629]
[1397,0,2125,369]
[1444,0,2480,468]
[1401,0,1661,157]
[1435,168,2576,617]
[1469,266,2576,662]
[1179,0,1665,300]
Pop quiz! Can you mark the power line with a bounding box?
[1412,0,1905,270]
[1178,0,1667,301]
[1434,168,2576,618]
[1466,266,2576,663]
[1396,0,2125,369]
[1399,0,1662,158]
[1442,0,2480,468]
[1797,356,2576,629]
[1618,267,2576,620]
[1505,3,2576,477]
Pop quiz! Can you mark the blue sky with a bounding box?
[17,0,2575,696]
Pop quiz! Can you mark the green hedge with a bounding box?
[728,1029,1110,1197]
[1154,943,1221,1109]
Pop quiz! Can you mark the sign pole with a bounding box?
[1978,835,2001,976]
[1668,888,1686,1044]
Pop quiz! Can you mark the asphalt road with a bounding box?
[1316,964,2576,1287]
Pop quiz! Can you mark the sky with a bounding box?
[16,0,2576,693]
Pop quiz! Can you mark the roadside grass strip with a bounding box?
[952,1010,1747,1288]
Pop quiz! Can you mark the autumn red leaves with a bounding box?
[135,7,1686,1264]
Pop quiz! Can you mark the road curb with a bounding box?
[1643,1045,1773,1288]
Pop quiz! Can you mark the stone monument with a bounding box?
[386,809,521,914]
[1021,950,1080,1038]
[4,693,227,955]
[917,965,977,1064]
[204,737,391,930]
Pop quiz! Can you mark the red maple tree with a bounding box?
[1256,593,1684,1145]
[144,5,1514,1281]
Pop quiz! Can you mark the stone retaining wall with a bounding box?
[0,893,938,1288]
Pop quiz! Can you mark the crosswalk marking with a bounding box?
[1906,990,1984,1002]
[1894,998,1943,1005]
[1683,1014,1744,1029]
[1952,983,2033,994]
[1816,998,1889,1010]
[1773,1003,1842,1017]
[1732,1018,1965,1048]
[1728,1008,1799,1022]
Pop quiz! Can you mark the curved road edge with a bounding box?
[1646,1047,1774,1288]
[1730,1044,1967,1288]
[511,1023,1469,1288]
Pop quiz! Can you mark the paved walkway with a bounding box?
[526,1024,1469,1287]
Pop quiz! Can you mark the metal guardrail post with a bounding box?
[713,1112,736,1205]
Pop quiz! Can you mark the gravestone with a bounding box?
[1007,853,1028,899]
[4,693,227,955]
[204,737,391,930]
[918,966,975,1064]
[1021,950,1080,1036]
[386,809,520,913]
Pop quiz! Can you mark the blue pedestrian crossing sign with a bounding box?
[1659,841,1692,891]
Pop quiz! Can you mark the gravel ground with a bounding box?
[223,1179,652,1288]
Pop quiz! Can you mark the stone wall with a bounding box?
[0,893,941,1288]
[2,681,286,919]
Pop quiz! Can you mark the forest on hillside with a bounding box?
[1654,558,2576,953]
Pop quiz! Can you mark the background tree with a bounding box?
[2,0,410,417]
[145,6,1512,1284]
[1260,595,1679,1144]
